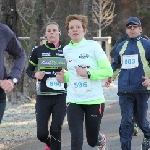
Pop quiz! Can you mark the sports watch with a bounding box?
[12,78,18,83]
[7,77,18,84]
[87,71,91,79]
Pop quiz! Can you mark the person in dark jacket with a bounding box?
[26,22,66,150]
[0,24,26,124]
[110,25,150,137]
[106,17,150,150]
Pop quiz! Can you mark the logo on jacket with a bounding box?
[79,53,89,59]
[78,64,90,68]
[42,52,51,56]
[56,53,64,56]
[58,49,63,52]
[67,59,72,62]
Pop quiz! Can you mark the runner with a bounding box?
[105,17,150,150]
[26,22,66,150]
[56,14,113,150]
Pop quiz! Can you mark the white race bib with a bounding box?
[46,77,65,90]
[70,77,91,94]
[121,54,139,69]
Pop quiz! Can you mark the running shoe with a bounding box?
[97,132,108,150]
[133,122,138,136]
[44,146,51,150]
[142,137,150,147]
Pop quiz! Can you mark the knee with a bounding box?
[37,130,48,142]
[120,122,134,138]
[50,125,61,136]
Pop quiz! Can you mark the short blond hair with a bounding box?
[65,14,88,32]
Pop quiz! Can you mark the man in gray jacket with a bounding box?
[0,23,26,124]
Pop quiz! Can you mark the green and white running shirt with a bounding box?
[63,38,113,104]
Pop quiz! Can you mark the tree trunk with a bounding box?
[23,0,46,99]
[0,0,26,103]
[81,0,93,40]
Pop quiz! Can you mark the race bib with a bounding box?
[121,54,139,69]
[70,77,91,94]
[46,77,65,90]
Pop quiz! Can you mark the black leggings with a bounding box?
[36,93,66,150]
[0,88,6,124]
[67,103,105,150]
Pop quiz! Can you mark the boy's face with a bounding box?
[68,19,87,43]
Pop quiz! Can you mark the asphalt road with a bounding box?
[7,101,150,150]
[3,81,150,150]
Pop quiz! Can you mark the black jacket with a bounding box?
[26,42,67,95]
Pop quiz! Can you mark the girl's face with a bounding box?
[68,19,87,43]
[45,24,60,44]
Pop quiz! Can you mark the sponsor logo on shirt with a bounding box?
[58,49,63,52]
[56,53,64,56]
[42,53,51,56]
[78,64,90,68]
[67,59,72,62]
[79,53,89,59]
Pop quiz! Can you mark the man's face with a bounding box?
[126,24,142,38]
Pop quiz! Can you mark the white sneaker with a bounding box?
[97,133,108,150]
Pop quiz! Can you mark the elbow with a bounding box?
[106,68,113,78]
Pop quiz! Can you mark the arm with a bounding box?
[142,76,150,87]
[26,48,38,79]
[6,33,26,80]
[110,34,127,58]
[88,58,113,80]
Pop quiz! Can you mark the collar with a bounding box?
[69,38,85,47]
[127,35,141,41]
[46,41,61,48]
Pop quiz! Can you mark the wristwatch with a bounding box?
[12,78,18,83]
[7,77,18,84]
[87,71,91,79]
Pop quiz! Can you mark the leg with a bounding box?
[67,103,84,150]
[118,93,134,150]
[85,104,102,147]
[135,93,150,139]
[36,95,51,147]
[133,101,138,136]
[0,89,6,124]
[50,94,66,150]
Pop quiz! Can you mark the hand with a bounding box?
[0,79,14,92]
[142,76,150,87]
[56,70,65,83]
[105,78,112,88]
[34,71,45,80]
[74,66,88,77]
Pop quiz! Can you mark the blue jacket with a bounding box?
[112,36,150,92]
[0,23,26,80]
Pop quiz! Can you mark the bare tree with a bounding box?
[93,0,116,37]
[0,0,24,103]
[1,0,17,33]
[80,0,93,40]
